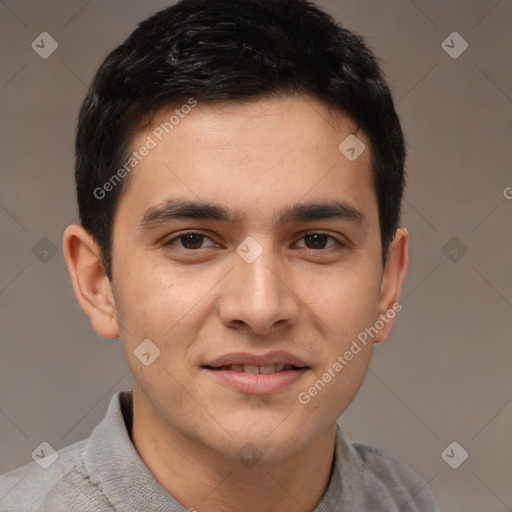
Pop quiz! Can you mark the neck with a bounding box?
[130,389,336,512]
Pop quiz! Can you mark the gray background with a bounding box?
[1,0,511,510]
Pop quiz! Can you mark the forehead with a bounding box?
[116,94,376,229]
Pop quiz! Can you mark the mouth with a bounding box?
[203,363,306,373]
[201,352,310,395]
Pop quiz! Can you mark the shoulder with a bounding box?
[350,441,438,511]
[0,440,114,512]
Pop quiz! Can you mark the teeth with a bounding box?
[219,364,300,373]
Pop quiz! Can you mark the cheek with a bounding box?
[298,341,373,426]
[303,266,379,415]
[114,262,212,376]
[115,258,185,332]
[307,265,381,345]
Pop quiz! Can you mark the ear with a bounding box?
[62,224,119,339]
[373,226,408,344]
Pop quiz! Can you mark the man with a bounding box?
[0,0,438,510]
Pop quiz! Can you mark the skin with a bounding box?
[63,94,408,512]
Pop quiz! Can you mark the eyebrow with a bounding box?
[137,198,368,234]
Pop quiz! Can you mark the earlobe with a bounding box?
[62,224,120,339]
[373,227,409,344]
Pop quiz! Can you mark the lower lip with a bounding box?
[203,368,309,395]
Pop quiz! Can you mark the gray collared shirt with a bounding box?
[0,391,438,511]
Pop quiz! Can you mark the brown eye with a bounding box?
[179,233,204,249]
[304,233,329,249]
[296,233,341,251]
[162,231,217,250]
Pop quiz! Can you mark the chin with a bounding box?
[206,420,315,464]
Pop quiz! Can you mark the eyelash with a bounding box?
[160,230,347,253]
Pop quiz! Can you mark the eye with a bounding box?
[295,232,344,250]
[160,231,345,253]
[161,231,217,250]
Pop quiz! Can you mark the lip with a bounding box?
[203,351,309,368]
[203,366,309,395]
[202,351,310,395]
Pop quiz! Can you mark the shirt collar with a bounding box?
[85,390,186,511]
[84,390,356,511]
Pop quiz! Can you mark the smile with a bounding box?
[206,363,303,374]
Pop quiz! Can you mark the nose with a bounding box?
[218,245,300,336]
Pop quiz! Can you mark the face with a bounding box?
[70,94,407,463]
